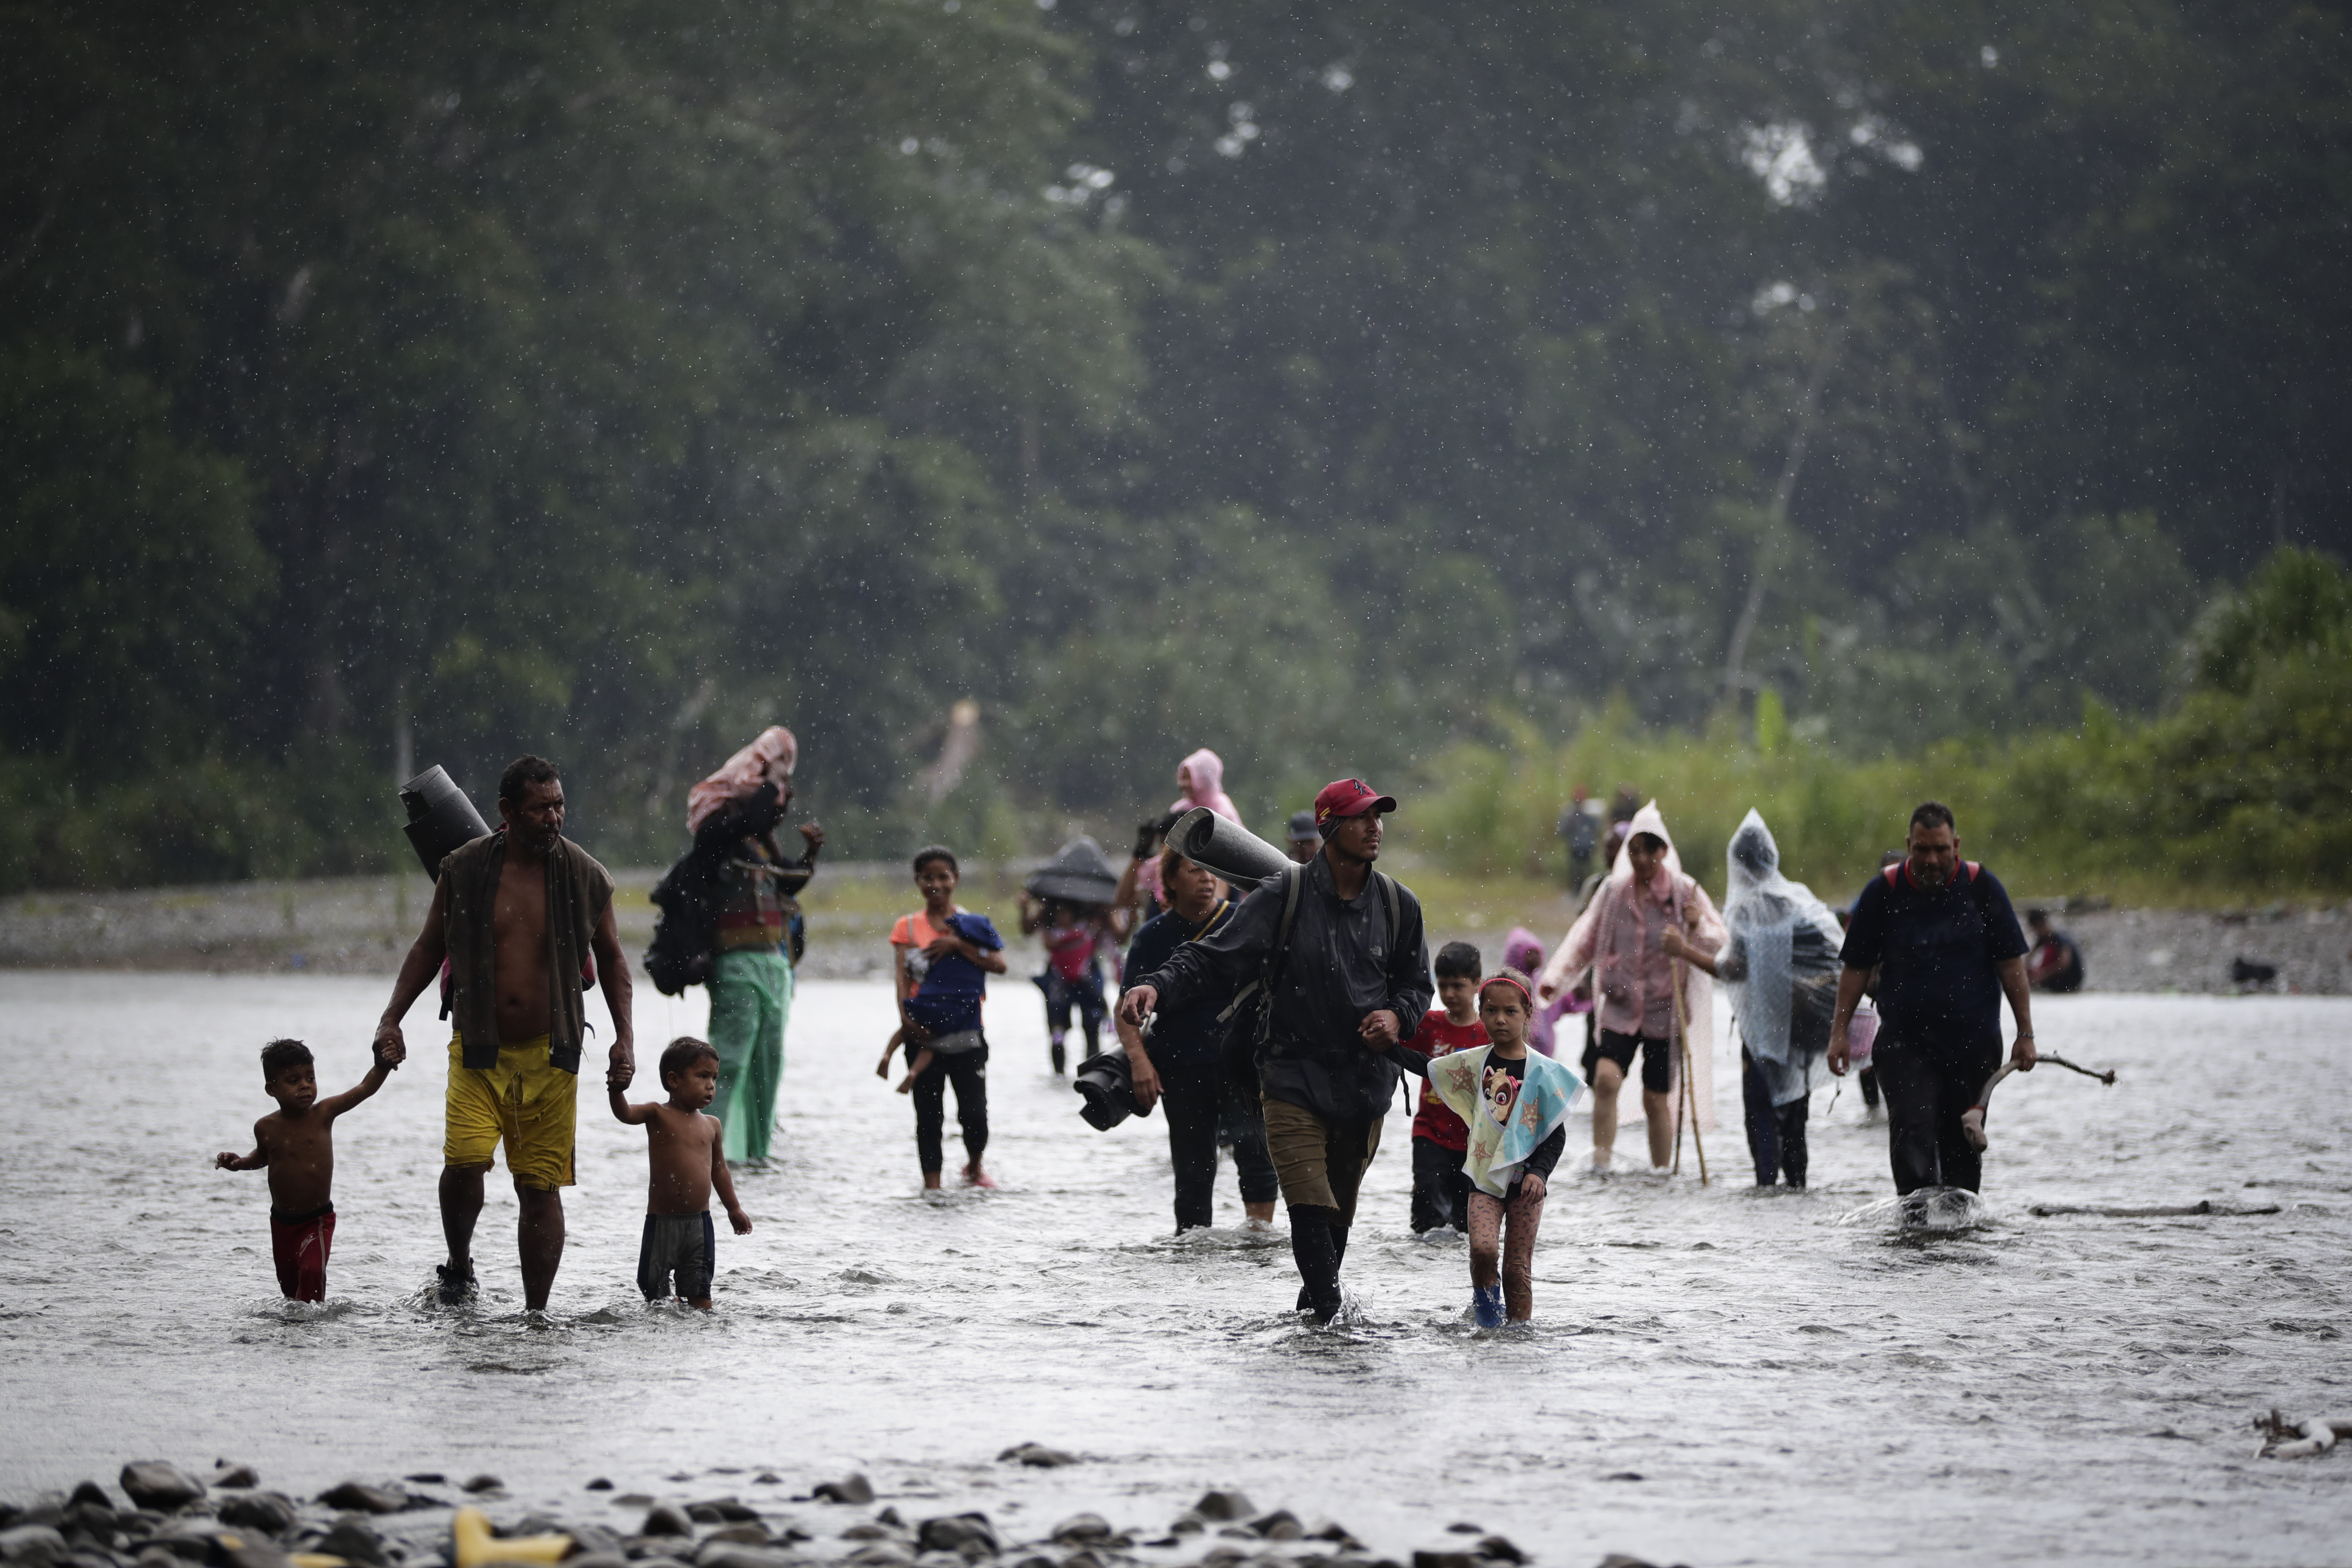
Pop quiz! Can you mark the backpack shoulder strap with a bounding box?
[1377,870,1400,950]
[1882,863,1903,888]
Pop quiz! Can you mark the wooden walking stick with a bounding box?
[1671,957,1708,1186]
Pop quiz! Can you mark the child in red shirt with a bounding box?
[1409,941,1488,1234]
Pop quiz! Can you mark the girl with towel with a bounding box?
[1419,969,1583,1326]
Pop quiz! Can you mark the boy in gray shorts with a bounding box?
[610,1037,752,1308]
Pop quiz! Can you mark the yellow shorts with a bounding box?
[445,1034,576,1191]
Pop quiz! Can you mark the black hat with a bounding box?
[1286,809,1320,842]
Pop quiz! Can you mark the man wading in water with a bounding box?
[1828,802,2033,1198]
[377,756,635,1309]
[1119,778,1431,1323]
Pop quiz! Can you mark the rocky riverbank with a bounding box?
[1,873,2346,995]
[0,1461,1682,1568]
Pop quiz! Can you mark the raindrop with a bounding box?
[1980,44,1999,67]
[901,137,920,154]
[1207,59,1231,80]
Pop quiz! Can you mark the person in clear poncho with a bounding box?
[1663,809,1847,1188]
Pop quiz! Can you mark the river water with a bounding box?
[1,972,2346,1565]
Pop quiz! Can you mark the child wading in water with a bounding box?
[1419,970,1582,1326]
[1408,942,1488,1234]
[886,845,1006,1189]
[216,1037,402,1302]
[610,1036,752,1308]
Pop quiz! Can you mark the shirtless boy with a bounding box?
[610,1036,752,1309]
[216,1037,401,1302]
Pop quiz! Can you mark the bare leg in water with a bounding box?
[441,1164,565,1310]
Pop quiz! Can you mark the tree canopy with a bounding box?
[3,0,2348,885]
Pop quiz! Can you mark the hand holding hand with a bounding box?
[607,1042,634,1092]
[373,1020,404,1060]
[1358,1009,1402,1049]
[374,1036,406,1070]
[1118,985,1159,1028]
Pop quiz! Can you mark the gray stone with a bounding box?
[1475,1539,1525,1565]
[117,1470,203,1516]
[1058,1551,1104,1568]
[872,1512,903,1530]
[685,1508,727,1527]
[1411,1553,1478,1568]
[310,1522,386,1568]
[640,1506,695,1539]
[912,1554,964,1568]
[209,1471,260,1493]
[1593,1558,1662,1568]
[810,1479,873,1508]
[400,1476,443,1488]
[1444,1525,1483,1537]
[701,1504,761,1525]
[613,1497,655,1510]
[1191,1494,1253,1525]
[570,1527,622,1556]
[1309,1523,1363,1550]
[695,1548,800,1568]
[917,1517,996,1557]
[460,1479,503,1496]
[586,1481,615,1494]
[1045,1517,1109,1548]
[700,1525,770,1548]
[213,1497,297,1538]
[220,1537,293,1568]
[567,1555,633,1568]
[1006,1557,1056,1568]
[751,1478,780,1489]
[991,1446,1074,1471]
[0,1526,67,1565]
[1250,1513,1301,1543]
[842,1545,912,1568]
[312,1485,404,1517]
[1167,1517,1204,1538]
[64,1491,107,1516]
[837,1528,903,1544]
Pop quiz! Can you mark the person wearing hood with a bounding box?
[1501,927,1577,1060]
[1536,801,1723,1175]
[685,726,824,1165]
[1120,749,1246,921]
[1665,811,1854,1188]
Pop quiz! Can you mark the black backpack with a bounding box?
[645,845,721,997]
[1215,864,1402,1091]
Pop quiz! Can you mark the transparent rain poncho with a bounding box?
[1719,809,1846,1106]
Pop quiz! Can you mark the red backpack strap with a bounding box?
[1882,863,1903,888]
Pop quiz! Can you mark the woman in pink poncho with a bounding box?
[1536,801,1724,1175]
[1121,748,1244,916]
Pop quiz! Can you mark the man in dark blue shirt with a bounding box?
[1117,852,1278,1234]
[1830,802,2036,1196]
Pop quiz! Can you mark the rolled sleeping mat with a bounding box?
[1073,1044,1149,1131]
[1166,806,1293,892]
[400,765,493,879]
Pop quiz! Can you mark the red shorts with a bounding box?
[270,1203,336,1302]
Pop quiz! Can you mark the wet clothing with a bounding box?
[1261,1096,1383,1226]
[444,1032,576,1190]
[438,830,614,1075]
[1140,854,1432,1124]
[1553,868,1724,1040]
[1120,901,1239,1069]
[894,910,1003,1036]
[1160,1061,1278,1230]
[1596,1029,1675,1096]
[710,948,792,1163]
[1840,861,2026,1195]
[1466,1185,1546,1321]
[269,1200,335,1302]
[1411,1136,1473,1233]
[1874,1033,1997,1194]
[1741,1048,1808,1187]
[1839,861,2028,1056]
[637,1211,717,1302]
[1408,1012,1488,1150]
[913,1043,989,1176]
[2029,930,2085,992]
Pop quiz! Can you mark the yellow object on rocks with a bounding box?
[291,1555,352,1568]
[452,1506,573,1568]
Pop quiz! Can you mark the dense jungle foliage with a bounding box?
[3,0,2349,891]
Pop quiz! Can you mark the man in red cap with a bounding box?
[1119,777,1432,1323]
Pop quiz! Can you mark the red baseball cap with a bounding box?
[1314,778,1397,827]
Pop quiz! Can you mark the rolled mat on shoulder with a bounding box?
[1167,807,1292,891]
[399,765,493,879]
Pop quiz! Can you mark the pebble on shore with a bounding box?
[0,1461,1686,1568]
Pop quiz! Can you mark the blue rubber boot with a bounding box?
[1472,1284,1506,1329]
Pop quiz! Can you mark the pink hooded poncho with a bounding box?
[1140,748,1244,908]
[1536,800,1724,1132]
[686,726,797,835]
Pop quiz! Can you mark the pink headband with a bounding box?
[1480,973,1534,1009]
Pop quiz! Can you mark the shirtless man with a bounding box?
[377,756,633,1310]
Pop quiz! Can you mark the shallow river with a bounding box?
[1,973,2347,1565]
